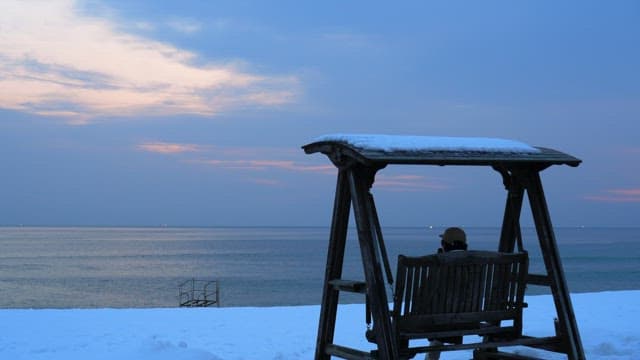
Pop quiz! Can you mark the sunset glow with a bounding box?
[137,142,203,154]
[0,0,297,123]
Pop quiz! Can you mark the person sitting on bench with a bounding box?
[427,227,468,360]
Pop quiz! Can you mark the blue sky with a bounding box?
[1,0,638,227]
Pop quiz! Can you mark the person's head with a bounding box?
[439,227,468,252]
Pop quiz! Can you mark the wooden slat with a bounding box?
[527,273,551,286]
[418,264,428,313]
[451,265,462,313]
[393,260,407,316]
[404,336,562,356]
[424,264,437,314]
[401,324,516,340]
[495,263,510,310]
[397,309,520,330]
[402,260,413,315]
[519,335,567,353]
[474,263,486,312]
[508,263,517,306]
[325,344,374,360]
[328,279,367,293]
[483,263,495,311]
[460,265,471,312]
[411,265,421,314]
[439,265,451,313]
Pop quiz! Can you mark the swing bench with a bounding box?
[387,250,530,359]
[303,134,586,360]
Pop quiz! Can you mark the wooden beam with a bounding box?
[498,172,525,253]
[368,194,393,286]
[407,335,561,355]
[325,344,375,360]
[348,167,398,360]
[328,279,367,293]
[315,170,351,360]
[526,274,551,286]
[525,171,585,360]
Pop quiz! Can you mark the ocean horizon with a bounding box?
[1,226,639,309]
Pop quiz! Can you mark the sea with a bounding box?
[0,226,638,309]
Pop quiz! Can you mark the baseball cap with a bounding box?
[440,227,467,245]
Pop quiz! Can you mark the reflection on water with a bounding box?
[0,226,638,308]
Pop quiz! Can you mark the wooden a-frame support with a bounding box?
[315,164,585,360]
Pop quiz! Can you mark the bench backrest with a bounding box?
[393,250,528,339]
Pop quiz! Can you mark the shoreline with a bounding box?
[1,288,638,311]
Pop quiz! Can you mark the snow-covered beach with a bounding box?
[1,291,637,360]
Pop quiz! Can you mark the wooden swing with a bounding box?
[388,250,530,359]
[302,134,585,360]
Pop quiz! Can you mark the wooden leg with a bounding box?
[315,170,351,360]
[526,172,585,360]
[348,168,398,360]
[498,179,525,253]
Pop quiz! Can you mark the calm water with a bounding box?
[0,226,638,308]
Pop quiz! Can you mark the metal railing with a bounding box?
[178,279,220,307]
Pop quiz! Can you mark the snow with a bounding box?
[1,291,638,359]
[313,134,541,154]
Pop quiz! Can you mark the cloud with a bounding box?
[134,21,155,32]
[190,159,334,173]
[167,18,202,34]
[140,142,333,175]
[0,0,298,123]
[249,178,283,186]
[375,175,449,192]
[137,142,204,154]
[584,188,640,203]
[609,189,640,196]
[141,142,453,191]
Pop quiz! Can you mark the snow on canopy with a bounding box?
[313,134,541,154]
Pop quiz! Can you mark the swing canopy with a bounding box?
[303,134,581,168]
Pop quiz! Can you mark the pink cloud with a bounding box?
[141,142,453,192]
[583,188,640,203]
[137,142,203,154]
[140,143,335,176]
[249,178,282,186]
[190,159,335,173]
[608,189,640,196]
[211,146,298,158]
[190,155,451,191]
[375,175,449,192]
[0,1,298,123]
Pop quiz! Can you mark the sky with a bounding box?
[0,0,638,227]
